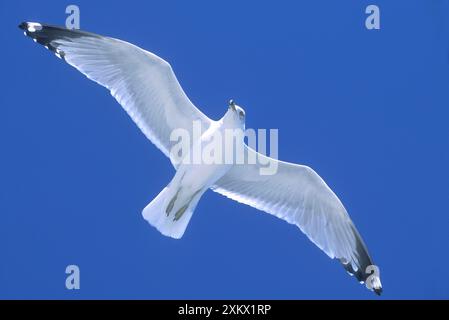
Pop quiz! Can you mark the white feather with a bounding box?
[44,33,212,167]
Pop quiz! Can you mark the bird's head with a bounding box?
[223,99,246,129]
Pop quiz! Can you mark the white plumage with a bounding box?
[20,21,382,294]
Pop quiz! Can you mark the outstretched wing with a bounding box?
[20,22,212,166]
[212,146,382,294]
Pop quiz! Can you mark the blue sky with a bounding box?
[1,0,449,299]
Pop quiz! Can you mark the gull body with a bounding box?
[144,104,245,238]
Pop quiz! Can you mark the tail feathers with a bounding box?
[142,187,200,239]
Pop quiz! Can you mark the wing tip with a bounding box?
[374,286,383,296]
[338,223,383,296]
[18,21,43,32]
[19,21,68,60]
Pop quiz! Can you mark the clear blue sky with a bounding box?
[1,0,448,299]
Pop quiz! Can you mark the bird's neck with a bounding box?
[220,111,244,131]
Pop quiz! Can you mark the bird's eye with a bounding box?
[239,111,245,118]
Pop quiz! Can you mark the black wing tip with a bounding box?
[18,21,40,30]
[19,20,102,37]
[18,21,27,30]
[19,21,68,59]
[341,260,383,296]
[339,225,383,296]
[374,287,383,296]
[18,21,45,32]
[19,21,101,53]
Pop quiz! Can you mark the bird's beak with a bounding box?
[228,99,236,111]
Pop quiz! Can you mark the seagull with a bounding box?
[19,21,382,295]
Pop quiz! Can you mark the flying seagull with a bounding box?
[19,22,382,295]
